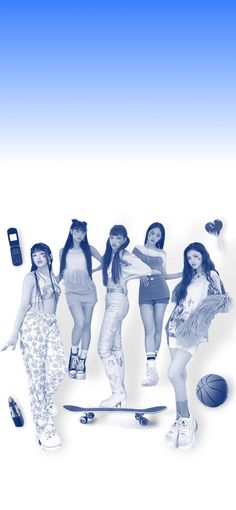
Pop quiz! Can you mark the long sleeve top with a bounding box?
[107,249,151,291]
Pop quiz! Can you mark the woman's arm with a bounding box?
[132,246,161,284]
[121,252,151,283]
[56,248,63,282]
[1,273,34,351]
[162,254,182,280]
[90,245,103,263]
[165,272,183,280]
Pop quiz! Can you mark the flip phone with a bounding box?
[7,227,23,266]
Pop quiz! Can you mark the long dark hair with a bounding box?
[30,242,57,304]
[102,225,130,286]
[144,222,165,249]
[59,219,92,279]
[173,242,219,304]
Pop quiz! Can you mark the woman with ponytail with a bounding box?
[1,243,66,451]
[98,225,160,408]
[59,219,102,380]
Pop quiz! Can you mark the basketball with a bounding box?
[196,374,228,407]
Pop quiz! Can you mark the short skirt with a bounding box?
[65,286,97,306]
[64,269,98,306]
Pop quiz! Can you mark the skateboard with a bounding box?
[63,404,167,427]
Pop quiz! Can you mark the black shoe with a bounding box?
[68,351,78,378]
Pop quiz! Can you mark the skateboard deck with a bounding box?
[63,404,167,426]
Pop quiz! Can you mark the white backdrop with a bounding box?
[0,160,235,510]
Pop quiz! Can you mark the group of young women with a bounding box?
[1,219,231,452]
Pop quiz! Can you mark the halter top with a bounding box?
[31,271,61,304]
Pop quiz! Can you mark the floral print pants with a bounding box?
[20,312,66,437]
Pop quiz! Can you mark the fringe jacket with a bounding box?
[166,271,232,348]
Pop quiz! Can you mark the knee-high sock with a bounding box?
[176,400,190,419]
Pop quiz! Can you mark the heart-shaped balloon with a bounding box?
[205,219,223,236]
[214,219,223,235]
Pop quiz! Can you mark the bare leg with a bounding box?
[166,348,198,449]
[168,348,191,416]
[75,304,96,379]
[139,304,155,353]
[153,303,168,353]
[140,304,159,386]
[68,302,85,349]
[81,304,95,352]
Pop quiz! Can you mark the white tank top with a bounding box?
[63,248,95,292]
[65,249,87,272]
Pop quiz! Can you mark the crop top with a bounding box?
[132,245,166,275]
[31,271,61,304]
[107,250,151,289]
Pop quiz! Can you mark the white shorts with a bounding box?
[168,336,208,355]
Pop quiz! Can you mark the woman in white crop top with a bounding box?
[59,219,102,380]
[1,243,66,452]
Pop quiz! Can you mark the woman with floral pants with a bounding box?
[2,243,66,451]
[20,312,65,440]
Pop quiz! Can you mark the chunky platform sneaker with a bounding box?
[99,391,127,408]
[142,364,159,386]
[178,416,198,450]
[37,432,62,452]
[76,357,86,380]
[165,420,179,448]
[68,351,78,378]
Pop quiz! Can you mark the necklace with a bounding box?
[193,272,204,279]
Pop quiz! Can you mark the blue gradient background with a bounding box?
[0,0,235,158]
[1,4,236,506]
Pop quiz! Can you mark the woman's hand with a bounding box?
[1,336,18,351]
[140,276,149,287]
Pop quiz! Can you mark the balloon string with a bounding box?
[217,236,223,250]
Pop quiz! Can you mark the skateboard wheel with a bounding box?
[80,416,88,424]
[140,417,149,426]
[87,412,95,420]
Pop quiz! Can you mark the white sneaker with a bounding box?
[76,357,86,380]
[178,416,198,450]
[165,420,179,448]
[37,432,62,451]
[142,364,159,386]
[99,391,127,408]
[46,402,58,417]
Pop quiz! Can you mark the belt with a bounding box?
[107,287,125,294]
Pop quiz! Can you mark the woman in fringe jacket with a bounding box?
[165,242,231,450]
